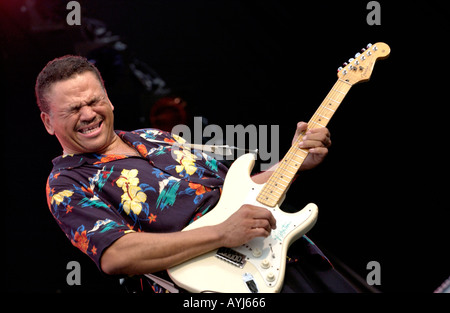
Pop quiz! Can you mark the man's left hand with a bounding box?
[292,121,331,171]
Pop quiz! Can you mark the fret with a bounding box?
[287,150,306,162]
[338,78,353,86]
[319,105,335,112]
[259,187,283,198]
[261,181,287,191]
[331,88,346,95]
[273,175,290,185]
[278,166,296,176]
[315,113,329,120]
[268,182,286,194]
[313,111,333,121]
[328,97,340,103]
[310,120,325,127]
[284,162,300,170]
[294,147,308,155]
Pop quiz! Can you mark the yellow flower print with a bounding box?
[116,169,147,216]
[173,149,198,176]
[120,185,147,215]
[116,169,140,191]
[172,133,186,144]
[51,190,74,205]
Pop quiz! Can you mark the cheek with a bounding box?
[53,116,78,138]
[98,106,114,124]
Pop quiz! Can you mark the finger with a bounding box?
[300,131,331,148]
[305,128,330,141]
[306,126,330,135]
[251,228,271,238]
[308,146,329,156]
[251,219,272,234]
[299,138,331,149]
[254,210,277,230]
[298,139,325,149]
[296,121,308,133]
[304,129,329,141]
[245,205,277,230]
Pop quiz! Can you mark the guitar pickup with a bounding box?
[215,247,247,268]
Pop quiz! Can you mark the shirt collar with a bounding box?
[51,130,138,171]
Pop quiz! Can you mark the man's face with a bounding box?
[41,71,116,155]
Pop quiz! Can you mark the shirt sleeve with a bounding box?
[46,172,134,272]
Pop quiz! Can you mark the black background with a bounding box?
[2,0,449,293]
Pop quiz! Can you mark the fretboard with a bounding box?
[256,79,352,207]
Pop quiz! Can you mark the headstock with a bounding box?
[337,42,390,85]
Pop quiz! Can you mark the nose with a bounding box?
[79,105,96,122]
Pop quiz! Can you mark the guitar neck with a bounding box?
[256,78,352,207]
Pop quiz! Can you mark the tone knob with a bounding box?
[266,272,275,282]
[252,248,262,258]
[261,259,270,269]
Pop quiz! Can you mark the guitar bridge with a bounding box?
[215,247,247,268]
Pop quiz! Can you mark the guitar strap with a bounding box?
[150,138,259,157]
[182,143,259,157]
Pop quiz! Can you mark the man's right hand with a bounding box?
[216,204,277,247]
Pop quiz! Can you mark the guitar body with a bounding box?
[167,153,319,293]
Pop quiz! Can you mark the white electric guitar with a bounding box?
[167,42,390,293]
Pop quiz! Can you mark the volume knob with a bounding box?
[266,272,276,282]
[261,259,270,269]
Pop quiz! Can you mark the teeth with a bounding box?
[79,122,101,134]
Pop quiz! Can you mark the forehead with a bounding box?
[46,71,104,110]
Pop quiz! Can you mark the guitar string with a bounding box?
[257,79,350,205]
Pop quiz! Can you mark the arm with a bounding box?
[101,225,221,275]
[101,204,276,275]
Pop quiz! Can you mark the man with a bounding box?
[37,55,354,292]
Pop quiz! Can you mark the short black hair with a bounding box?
[35,55,105,114]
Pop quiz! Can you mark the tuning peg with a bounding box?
[343,62,348,66]
[361,48,366,52]
[355,52,361,58]
[337,66,343,72]
[348,58,355,63]
[366,43,372,49]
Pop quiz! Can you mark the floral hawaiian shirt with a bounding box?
[46,129,228,271]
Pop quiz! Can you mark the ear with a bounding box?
[41,112,55,135]
[105,90,114,111]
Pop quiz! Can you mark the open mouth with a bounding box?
[77,120,103,135]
